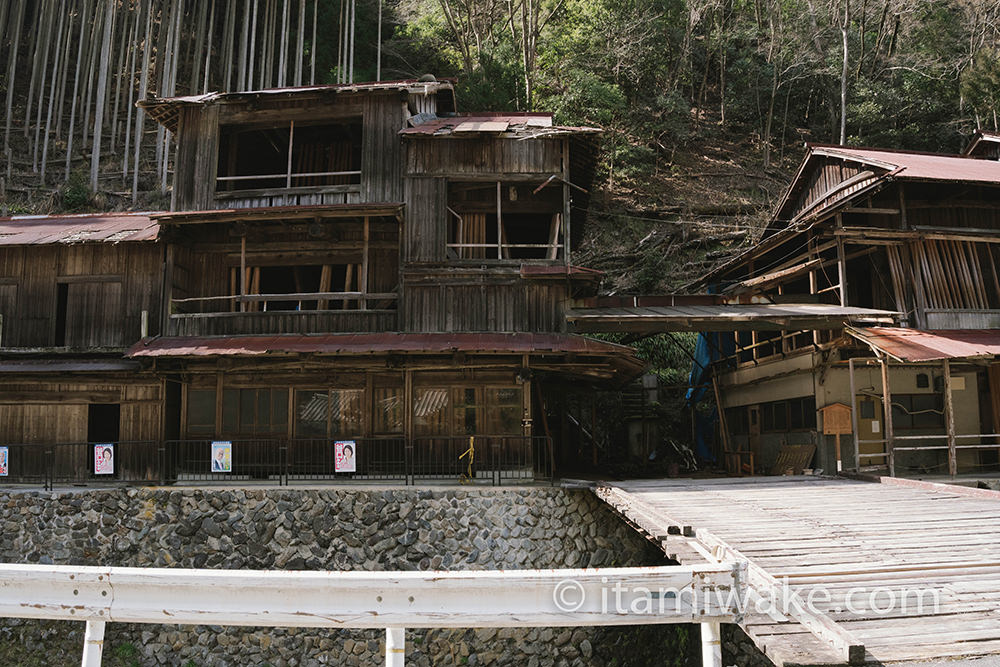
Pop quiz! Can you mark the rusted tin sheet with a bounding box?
[0,212,160,245]
[400,112,598,138]
[810,144,1000,184]
[126,332,639,359]
[848,326,1000,362]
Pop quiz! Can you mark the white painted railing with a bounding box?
[0,562,746,667]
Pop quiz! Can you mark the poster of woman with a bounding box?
[94,444,114,475]
[0,447,7,477]
[334,441,356,473]
[211,441,232,473]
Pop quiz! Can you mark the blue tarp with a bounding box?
[685,331,734,464]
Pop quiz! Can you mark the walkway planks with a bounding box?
[595,476,1000,666]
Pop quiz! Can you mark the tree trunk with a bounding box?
[839,0,850,145]
[90,0,115,191]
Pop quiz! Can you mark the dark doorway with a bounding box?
[88,404,120,443]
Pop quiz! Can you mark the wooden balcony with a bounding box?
[167,309,397,336]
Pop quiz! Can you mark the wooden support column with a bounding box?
[361,215,370,311]
[496,181,502,260]
[944,359,957,477]
[880,355,894,476]
[286,120,295,188]
[808,234,820,346]
[563,138,571,266]
[836,234,848,307]
[240,233,247,313]
[849,358,860,471]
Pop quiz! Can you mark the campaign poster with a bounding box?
[0,446,7,477]
[334,440,356,473]
[94,444,114,475]
[211,441,232,473]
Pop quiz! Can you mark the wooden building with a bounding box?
[0,79,643,484]
[699,141,1000,478]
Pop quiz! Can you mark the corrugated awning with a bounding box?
[0,359,141,373]
[847,326,1000,362]
[0,212,160,245]
[567,303,897,333]
[127,332,639,359]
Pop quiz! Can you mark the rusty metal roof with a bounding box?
[153,203,404,225]
[139,79,457,132]
[809,144,1000,184]
[126,332,640,359]
[569,303,897,334]
[847,326,1000,362]
[401,113,600,138]
[963,129,1000,156]
[0,212,161,245]
[519,265,603,279]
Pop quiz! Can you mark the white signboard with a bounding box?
[335,440,356,473]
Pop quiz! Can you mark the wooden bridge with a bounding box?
[595,475,1000,666]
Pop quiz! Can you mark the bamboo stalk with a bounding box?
[295,0,305,86]
[64,0,90,181]
[203,0,217,93]
[238,0,251,91]
[90,0,115,191]
[40,1,66,184]
[123,0,142,179]
[310,0,317,85]
[4,0,26,177]
[111,0,131,152]
[31,0,55,173]
[132,0,152,203]
[248,0,258,89]
[278,0,289,87]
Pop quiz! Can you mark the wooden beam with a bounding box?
[880,355,894,476]
[944,359,957,477]
[849,358,860,472]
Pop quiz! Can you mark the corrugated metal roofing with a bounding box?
[126,332,638,358]
[847,327,1000,362]
[810,145,1000,184]
[0,212,160,245]
[568,303,898,333]
[400,113,599,138]
[139,79,457,132]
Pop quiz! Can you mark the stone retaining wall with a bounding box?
[0,486,710,666]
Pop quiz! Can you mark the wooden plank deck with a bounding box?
[595,476,1000,666]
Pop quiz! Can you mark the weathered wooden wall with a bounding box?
[0,242,162,348]
[0,380,161,443]
[171,91,412,211]
[401,271,570,332]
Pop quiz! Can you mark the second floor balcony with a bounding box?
[159,205,400,337]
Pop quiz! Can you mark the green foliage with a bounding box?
[61,169,92,211]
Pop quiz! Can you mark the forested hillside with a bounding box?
[2,0,1000,291]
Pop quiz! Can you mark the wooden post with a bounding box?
[701,620,722,667]
[836,236,848,307]
[386,627,404,666]
[286,120,295,188]
[240,233,247,313]
[849,358,860,471]
[81,620,105,667]
[712,372,733,470]
[361,216,370,310]
[880,355,894,476]
[944,359,957,477]
[496,181,502,260]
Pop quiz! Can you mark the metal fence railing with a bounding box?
[0,436,553,489]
